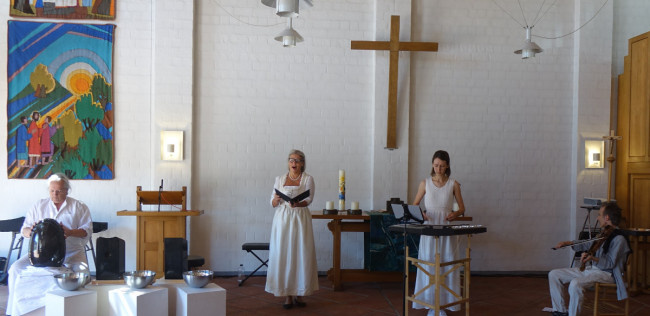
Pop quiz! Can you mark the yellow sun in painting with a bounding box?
[66,70,93,95]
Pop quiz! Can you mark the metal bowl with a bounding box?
[53,272,90,291]
[182,270,213,288]
[123,270,156,289]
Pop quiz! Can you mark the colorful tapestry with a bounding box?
[7,21,115,179]
[10,0,115,20]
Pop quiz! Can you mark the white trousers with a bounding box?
[548,266,614,316]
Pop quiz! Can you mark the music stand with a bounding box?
[391,203,424,314]
[391,204,425,224]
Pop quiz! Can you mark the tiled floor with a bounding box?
[2,275,650,315]
[222,275,650,316]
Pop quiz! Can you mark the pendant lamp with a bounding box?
[514,26,543,59]
[274,18,303,47]
[261,0,313,18]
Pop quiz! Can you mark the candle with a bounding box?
[326,201,334,210]
[351,201,359,210]
[338,169,345,210]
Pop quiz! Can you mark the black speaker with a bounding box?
[96,237,125,280]
[164,238,188,279]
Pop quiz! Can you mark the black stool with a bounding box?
[240,243,269,286]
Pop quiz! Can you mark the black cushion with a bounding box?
[242,243,270,251]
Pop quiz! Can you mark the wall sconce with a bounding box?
[161,131,183,161]
[585,140,604,168]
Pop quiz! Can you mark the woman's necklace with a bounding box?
[288,172,302,181]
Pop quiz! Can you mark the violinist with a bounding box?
[548,201,631,316]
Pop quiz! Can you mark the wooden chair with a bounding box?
[593,254,632,316]
[136,185,187,211]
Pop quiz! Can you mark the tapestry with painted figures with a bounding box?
[7,21,115,179]
[10,0,116,20]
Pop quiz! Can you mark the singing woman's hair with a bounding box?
[601,201,622,226]
[430,150,451,177]
[47,173,71,191]
[288,149,306,172]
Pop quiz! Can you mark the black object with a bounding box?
[29,218,66,267]
[96,237,125,280]
[187,255,205,270]
[164,238,188,279]
[0,216,25,284]
[240,243,270,286]
[274,189,310,204]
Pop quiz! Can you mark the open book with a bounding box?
[275,189,310,204]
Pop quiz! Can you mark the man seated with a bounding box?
[548,201,631,316]
[7,173,92,315]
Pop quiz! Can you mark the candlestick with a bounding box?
[338,169,345,211]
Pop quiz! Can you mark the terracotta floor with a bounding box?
[1,274,649,315]
[221,275,650,316]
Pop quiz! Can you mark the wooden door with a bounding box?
[616,31,650,229]
[616,31,650,287]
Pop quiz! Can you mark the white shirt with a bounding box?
[21,196,93,264]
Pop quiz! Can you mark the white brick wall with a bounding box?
[0,0,648,274]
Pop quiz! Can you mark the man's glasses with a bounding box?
[288,158,303,163]
[50,189,68,195]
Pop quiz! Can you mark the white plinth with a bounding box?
[108,287,168,316]
[176,284,226,316]
[46,290,97,316]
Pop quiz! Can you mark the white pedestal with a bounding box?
[45,290,97,316]
[175,284,226,316]
[108,287,168,316]
[85,284,125,316]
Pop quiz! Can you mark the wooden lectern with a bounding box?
[116,186,202,277]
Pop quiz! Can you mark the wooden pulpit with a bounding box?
[117,186,202,277]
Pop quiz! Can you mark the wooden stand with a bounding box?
[116,210,202,276]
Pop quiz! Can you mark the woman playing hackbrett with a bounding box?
[412,150,466,316]
[266,149,318,309]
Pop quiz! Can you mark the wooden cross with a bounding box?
[603,130,622,201]
[351,15,438,149]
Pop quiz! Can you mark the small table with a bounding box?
[311,210,472,291]
[622,228,650,296]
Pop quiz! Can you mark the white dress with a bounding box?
[412,177,460,311]
[265,172,319,296]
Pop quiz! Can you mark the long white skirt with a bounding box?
[265,205,319,296]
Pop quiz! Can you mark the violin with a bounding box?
[579,225,615,272]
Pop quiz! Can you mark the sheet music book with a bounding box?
[275,189,310,204]
[391,204,424,223]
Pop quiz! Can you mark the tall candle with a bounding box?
[338,169,345,210]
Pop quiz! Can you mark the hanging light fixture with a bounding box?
[514,26,543,59]
[261,0,313,18]
[274,18,303,47]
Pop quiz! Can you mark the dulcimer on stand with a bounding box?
[388,223,487,236]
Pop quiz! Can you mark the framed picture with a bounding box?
[11,0,115,20]
[7,20,115,179]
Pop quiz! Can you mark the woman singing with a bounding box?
[265,149,318,309]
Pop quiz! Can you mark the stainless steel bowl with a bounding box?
[123,270,156,289]
[182,270,213,288]
[53,272,90,291]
